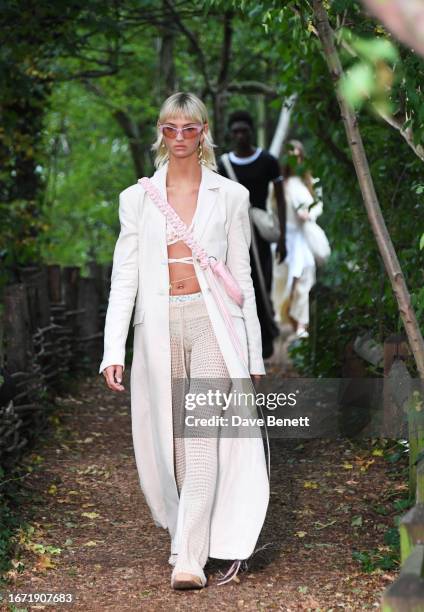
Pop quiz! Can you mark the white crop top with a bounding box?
[166,217,195,265]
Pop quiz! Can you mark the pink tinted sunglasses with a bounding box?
[159,123,204,139]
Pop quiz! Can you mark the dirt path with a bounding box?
[2,338,405,611]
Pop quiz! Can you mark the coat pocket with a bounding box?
[132,308,145,326]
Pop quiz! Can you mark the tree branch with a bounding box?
[163,0,212,93]
[82,81,145,177]
[269,94,297,158]
[375,109,424,162]
[339,39,424,163]
[217,11,233,88]
[48,68,120,84]
[226,81,278,96]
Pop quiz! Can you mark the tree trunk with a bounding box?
[257,94,266,149]
[212,90,227,149]
[158,3,176,99]
[112,110,145,178]
[269,94,297,159]
[313,0,424,380]
[212,11,234,149]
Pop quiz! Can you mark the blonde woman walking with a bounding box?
[99,92,269,590]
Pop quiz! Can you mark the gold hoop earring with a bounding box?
[198,143,204,165]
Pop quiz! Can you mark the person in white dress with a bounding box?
[271,140,323,338]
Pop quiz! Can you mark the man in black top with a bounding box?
[217,110,287,359]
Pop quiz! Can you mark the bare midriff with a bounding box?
[168,247,201,295]
[167,186,201,296]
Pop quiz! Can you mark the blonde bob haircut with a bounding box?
[151,92,217,171]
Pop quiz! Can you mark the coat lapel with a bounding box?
[148,162,221,244]
[147,164,168,259]
[193,165,220,243]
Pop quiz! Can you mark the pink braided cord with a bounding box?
[138,176,248,368]
[138,177,210,269]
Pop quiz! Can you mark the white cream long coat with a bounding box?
[99,161,270,560]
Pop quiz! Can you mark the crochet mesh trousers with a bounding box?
[169,294,232,583]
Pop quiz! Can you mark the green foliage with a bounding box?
[0,199,44,286]
[0,0,176,272]
[242,0,424,377]
[352,542,399,573]
[339,27,400,116]
[39,83,137,269]
[0,1,87,274]
[347,34,399,63]
[2,0,424,375]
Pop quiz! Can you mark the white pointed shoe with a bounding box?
[171,571,207,590]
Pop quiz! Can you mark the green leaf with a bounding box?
[351,515,363,527]
[339,62,374,108]
[352,37,399,63]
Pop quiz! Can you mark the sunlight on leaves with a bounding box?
[303,480,319,489]
[81,512,100,519]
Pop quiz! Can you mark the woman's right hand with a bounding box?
[103,365,125,392]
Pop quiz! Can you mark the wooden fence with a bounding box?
[381,379,424,609]
[0,263,110,471]
[340,329,424,609]
[310,296,424,610]
[378,340,424,609]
